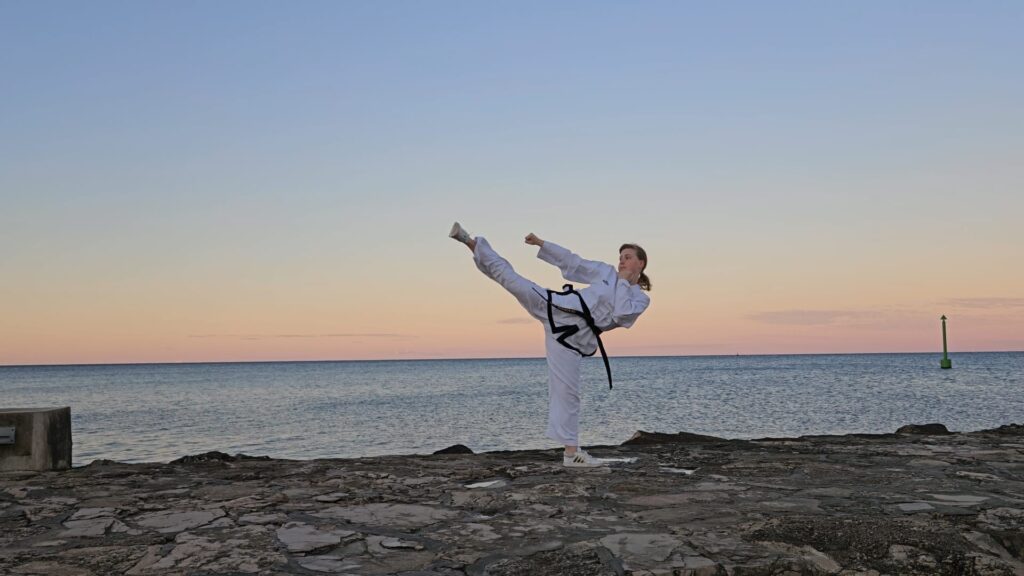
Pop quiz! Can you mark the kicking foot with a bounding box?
[449,221,472,244]
[563,449,606,468]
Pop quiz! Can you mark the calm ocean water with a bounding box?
[1,353,1021,466]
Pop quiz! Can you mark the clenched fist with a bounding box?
[524,233,544,247]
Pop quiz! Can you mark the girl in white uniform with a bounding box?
[449,222,651,467]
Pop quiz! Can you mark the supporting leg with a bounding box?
[544,330,583,448]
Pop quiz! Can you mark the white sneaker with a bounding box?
[449,221,471,244]
[563,449,606,468]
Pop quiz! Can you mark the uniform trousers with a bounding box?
[473,237,584,445]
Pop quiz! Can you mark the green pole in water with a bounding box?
[940,315,952,369]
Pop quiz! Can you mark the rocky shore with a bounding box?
[1,424,1023,576]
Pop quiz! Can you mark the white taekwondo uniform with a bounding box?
[472,237,650,445]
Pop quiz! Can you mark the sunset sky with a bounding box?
[2,2,1022,365]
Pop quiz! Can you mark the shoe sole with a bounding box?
[563,456,608,468]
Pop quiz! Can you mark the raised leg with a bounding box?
[471,236,547,322]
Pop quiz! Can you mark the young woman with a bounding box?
[449,222,651,467]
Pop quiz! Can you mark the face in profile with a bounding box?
[618,247,645,280]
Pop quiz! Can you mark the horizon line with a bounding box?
[2,349,1021,369]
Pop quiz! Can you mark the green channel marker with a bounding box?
[940,315,952,369]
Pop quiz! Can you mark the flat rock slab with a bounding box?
[69,507,116,520]
[11,561,93,576]
[1,425,1023,575]
[275,522,354,552]
[929,494,990,505]
[297,555,362,573]
[897,502,935,512]
[133,508,226,533]
[313,503,458,528]
[598,532,682,563]
[238,512,287,525]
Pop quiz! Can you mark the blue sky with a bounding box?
[2,2,1022,363]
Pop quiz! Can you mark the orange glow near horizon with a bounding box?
[4,278,1021,366]
[3,228,1024,365]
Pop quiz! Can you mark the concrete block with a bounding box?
[0,407,72,471]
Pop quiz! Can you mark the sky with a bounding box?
[2,1,1022,365]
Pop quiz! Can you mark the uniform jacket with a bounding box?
[537,241,650,353]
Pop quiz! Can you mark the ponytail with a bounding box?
[638,272,652,291]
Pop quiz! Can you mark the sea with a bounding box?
[1,352,1021,467]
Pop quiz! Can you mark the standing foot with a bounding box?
[563,449,606,468]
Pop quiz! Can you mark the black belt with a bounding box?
[535,284,613,389]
